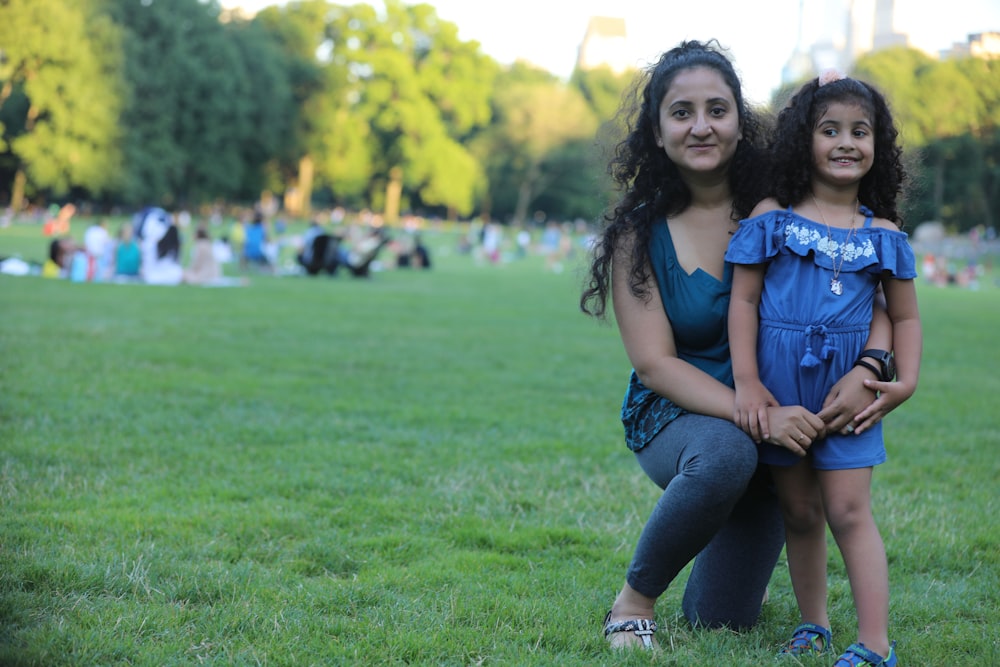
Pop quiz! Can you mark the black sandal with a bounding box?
[603,610,657,649]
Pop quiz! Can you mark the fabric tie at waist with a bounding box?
[759,319,869,369]
[801,324,833,367]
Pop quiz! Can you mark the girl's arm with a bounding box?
[728,263,778,442]
[818,286,891,434]
[854,276,922,427]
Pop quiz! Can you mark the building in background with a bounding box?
[848,0,908,56]
[939,31,1000,59]
[782,0,996,89]
[576,16,631,74]
[789,0,910,77]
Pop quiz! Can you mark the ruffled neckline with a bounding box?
[725,207,916,279]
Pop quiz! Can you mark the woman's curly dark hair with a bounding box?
[767,76,906,225]
[580,39,770,319]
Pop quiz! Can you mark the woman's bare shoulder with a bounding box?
[747,198,782,218]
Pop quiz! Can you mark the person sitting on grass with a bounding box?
[242,212,272,272]
[183,226,222,286]
[42,237,76,279]
[297,225,390,278]
[114,223,142,282]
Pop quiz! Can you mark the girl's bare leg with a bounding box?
[819,467,890,658]
[771,461,830,630]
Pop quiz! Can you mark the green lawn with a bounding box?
[1,222,997,666]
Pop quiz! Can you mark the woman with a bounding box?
[184,226,223,285]
[580,40,895,649]
[137,207,183,286]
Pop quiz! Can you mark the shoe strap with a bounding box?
[834,641,896,666]
[603,618,657,648]
[780,622,832,654]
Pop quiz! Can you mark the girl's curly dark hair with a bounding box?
[580,39,770,319]
[767,76,906,225]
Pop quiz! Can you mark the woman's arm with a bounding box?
[611,231,817,455]
[611,236,737,421]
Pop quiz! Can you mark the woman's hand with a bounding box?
[817,365,879,435]
[763,405,825,456]
[734,381,777,442]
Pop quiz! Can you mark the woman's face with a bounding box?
[655,66,742,178]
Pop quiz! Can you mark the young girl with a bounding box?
[725,71,922,667]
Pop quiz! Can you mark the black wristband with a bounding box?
[853,358,882,379]
[857,349,895,382]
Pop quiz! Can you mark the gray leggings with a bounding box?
[627,413,784,629]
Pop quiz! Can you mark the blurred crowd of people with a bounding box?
[914,225,997,291]
[39,207,240,287]
[14,204,433,285]
[295,219,430,277]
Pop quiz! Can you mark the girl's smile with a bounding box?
[812,101,874,187]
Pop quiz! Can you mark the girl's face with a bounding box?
[811,101,875,189]
[655,66,741,178]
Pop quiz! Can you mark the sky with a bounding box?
[229,0,1000,105]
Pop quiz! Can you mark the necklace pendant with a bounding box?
[830,278,844,296]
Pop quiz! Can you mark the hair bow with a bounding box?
[818,69,846,87]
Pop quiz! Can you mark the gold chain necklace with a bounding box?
[811,195,858,296]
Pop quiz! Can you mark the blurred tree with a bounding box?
[953,57,1000,231]
[224,19,296,202]
[256,0,496,219]
[568,65,636,222]
[532,137,608,223]
[852,47,936,145]
[107,0,258,206]
[481,68,599,225]
[570,65,633,125]
[920,134,995,231]
[855,48,997,230]
[0,0,124,211]
[903,61,983,226]
[2,3,994,229]
[331,0,496,219]
[253,0,345,216]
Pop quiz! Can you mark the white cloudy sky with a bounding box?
[228,0,1000,104]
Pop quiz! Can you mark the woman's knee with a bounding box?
[689,427,757,486]
[640,416,756,489]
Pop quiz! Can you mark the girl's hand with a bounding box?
[734,381,777,442]
[849,378,915,434]
[817,365,879,435]
[763,405,824,456]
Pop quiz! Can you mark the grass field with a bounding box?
[1,221,998,666]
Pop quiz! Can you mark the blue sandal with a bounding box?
[834,641,897,667]
[778,622,832,655]
[602,611,657,649]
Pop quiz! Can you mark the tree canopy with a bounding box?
[852,47,1000,229]
[0,0,124,210]
[0,1,996,231]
